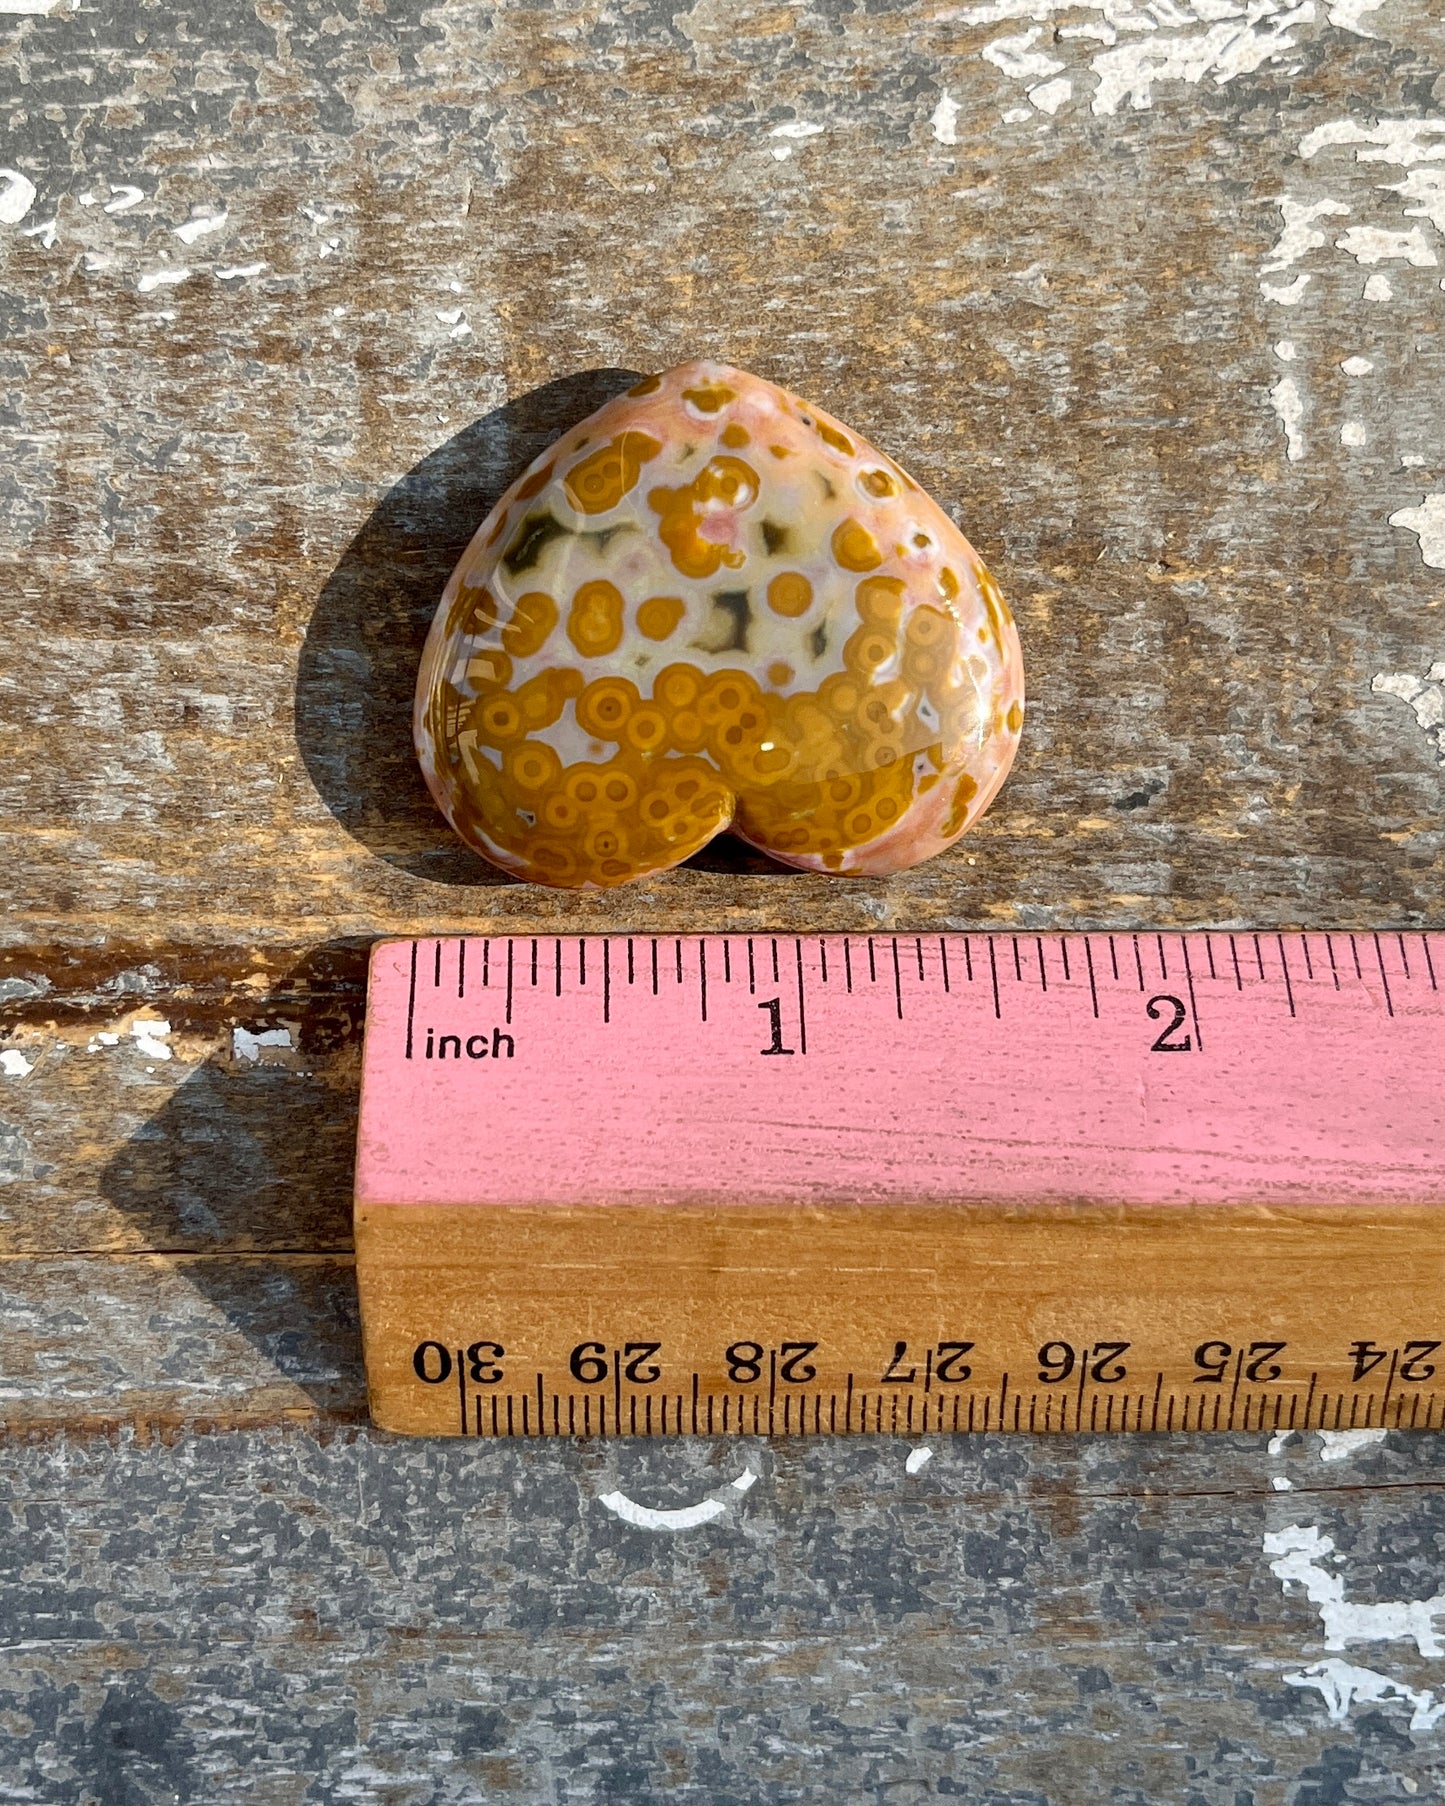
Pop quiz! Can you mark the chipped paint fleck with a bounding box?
[1269,373,1306,461]
[130,1019,173,1061]
[930,92,961,145]
[1373,664,1445,764]
[598,1465,759,1532]
[174,210,228,245]
[1287,1659,1445,1731]
[137,267,191,294]
[1265,1522,1445,1657]
[1335,225,1438,267]
[232,1025,294,1063]
[1316,1429,1388,1461]
[1389,496,1445,570]
[0,168,37,226]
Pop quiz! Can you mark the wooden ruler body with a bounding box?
[353,932,1445,1437]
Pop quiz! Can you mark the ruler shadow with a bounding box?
[96,941,371,1421]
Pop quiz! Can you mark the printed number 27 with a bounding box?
[1147,994,1192,1053]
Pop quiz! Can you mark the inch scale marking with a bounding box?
[355,932,1445,1438]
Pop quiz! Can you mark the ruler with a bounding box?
[353,931,1445,1437]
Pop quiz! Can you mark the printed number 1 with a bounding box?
[758,998,795,1056]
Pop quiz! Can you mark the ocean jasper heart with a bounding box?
[414,360,1024,887]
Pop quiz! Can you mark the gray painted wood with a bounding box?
[1,0,1444,1796]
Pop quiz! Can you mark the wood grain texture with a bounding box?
[2,0,1445,1794]
[2,1426,1445,1802]
[1,0,1443,961]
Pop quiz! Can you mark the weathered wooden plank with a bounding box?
[2,2,1445,1793]
[0,1425,1442,1800]
[0,985,358,1255]
[0,0,1442,962]
[0,1253,361,1432]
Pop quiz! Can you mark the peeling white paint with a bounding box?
[1317,1429,1388,1460]
[1300,117,1445,167]
[1268,1430,1296,1455]
[1341,420,1367,446]
[599,1491,728,1530]
[1091,7,1314,117]
[1270,373,1306,461]
[1363,272,1394,300]
[1335,224,1437,267]
[1324,0,1386,33]
[0,168,37,226]
[1287,1659,1445,1731]
[137,266,191,294]
[930,92,961,145]
[216,262,267,280]
[1388,167,1445,236]
[1263,196,1350,277]
[1373,665,1445,765]
[770,121,824,158]
[0,1,70,13]
[1029,76,1073,114]
[1341,355,1373,375]
[232,1025,293,1063]
[0,1049,34,1078]
[20,217,56,248]
[1265,1523,1445,1657]
[130,1019,173,1062]
[86,1031,120,1052]
[1274,339,1297,361]
[1402,454,1426,468]
[1262,273,1311,306]
[598,1465,759,1532]
[983,28,1065,83]
[905,1447,934,1474]
[1390,496,1445,570]
[173,209,228,244]
[1002,106,1033,123]
[961,0,1322,120]
[102,184,144,215]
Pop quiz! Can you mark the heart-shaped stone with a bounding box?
[415,360,1024,887]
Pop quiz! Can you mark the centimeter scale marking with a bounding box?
[353,931,1445,1439]
[429,1355,1445,1442]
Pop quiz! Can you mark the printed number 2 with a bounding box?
[758,998,795,1057]
[1147,994,1193,1053]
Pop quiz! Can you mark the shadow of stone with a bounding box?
[97,941,371,1418]
[295,365,796,887]
[295,368,643,887]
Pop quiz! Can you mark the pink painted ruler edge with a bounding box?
[355,930,1445,1211]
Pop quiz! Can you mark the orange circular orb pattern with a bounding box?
[415,360,1025,888]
